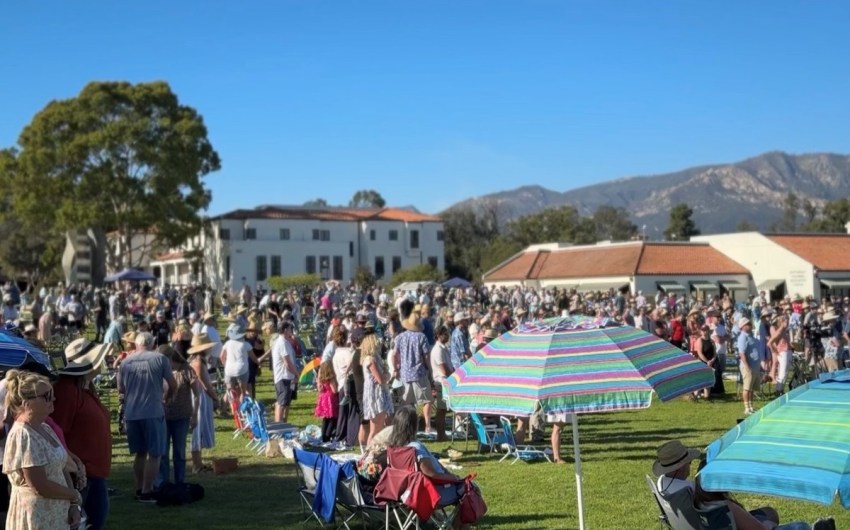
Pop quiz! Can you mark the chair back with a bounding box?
[294,448,322,493]
[645,474,701,530]
[469,413,490,445]
[498,416,517,450]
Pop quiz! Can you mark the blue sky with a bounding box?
[2,1,849,215]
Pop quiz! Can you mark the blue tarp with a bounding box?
[104,268,156,282]
[443,277,472,289]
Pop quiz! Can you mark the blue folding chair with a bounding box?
[498,416,551,464]
[469,413,507,455]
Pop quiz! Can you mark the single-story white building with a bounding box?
[483,240,751,300]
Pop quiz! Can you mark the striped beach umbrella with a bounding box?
[701,370,850,507]
[442,316,714,530]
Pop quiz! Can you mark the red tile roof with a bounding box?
[213,206,441,223]
[637,243,749,275]
[484,242,748,281]
[767,235,850,271]
[154,251,186,261]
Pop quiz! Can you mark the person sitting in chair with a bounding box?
[652,440,701,496]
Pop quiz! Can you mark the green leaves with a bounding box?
[349,189,386,208]
[663,203,701,241]
[4,81,221,272]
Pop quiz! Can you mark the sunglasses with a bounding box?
[33,390,54,402]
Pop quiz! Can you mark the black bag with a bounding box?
[155,482,205,507]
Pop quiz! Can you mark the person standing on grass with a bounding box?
[394,299,434,432]
[737,318,762,416]
[314,362,339,443]
[117,332,175,503]
[187,334,217,474]
[157,345,199,488]
[269,322,298,422]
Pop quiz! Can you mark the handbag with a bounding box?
[459,474,487,524]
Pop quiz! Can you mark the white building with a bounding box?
[150,205,445,290]
[692,232,850,301]
[483,240,751,300]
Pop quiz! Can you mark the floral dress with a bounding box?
[3,422,70,530]
[361,355,394,421]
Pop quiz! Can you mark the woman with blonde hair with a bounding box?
[4,370,82,529]
[360,326,393,445]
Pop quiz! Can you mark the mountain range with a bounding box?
[443,151,850,235]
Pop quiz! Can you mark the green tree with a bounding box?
[771,192,800,232]
[387,264,444,289]
[267,273,322,292]
[353,265,376,289]
[801,198,818,225]
[805,198,850,233]
[349,190,386,208]
[478,236,523,278]
[591,205,637,241]
[442,208,500,279]
[736,219,759,232]
[506,205,582,248]
[4,81,220,272]
[663,203,701,241]
[303,198,329,207]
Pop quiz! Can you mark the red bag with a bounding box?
[459,474,487,524]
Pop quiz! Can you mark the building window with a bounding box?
[375,257,385,278]
[428,256,438,269]
[280,228,290,240]
[245,228,256,240]
[271,255,282,277]
[256,255,267,281]
[370,230,376,241]
[312,229,320,240]
[225,255,231,280]
[76,265,91,274]
[436,230,444,242]
[333,256,343,280]
[313,229,330,241]
[219,228,230,240]
[410,230,420,249]
[392,256,402,273]
[389,230,398,241]
[77,250,91,261]
[349,241,354,257]
[306,256,316,274]
[319,256,330,280]
[322,230,330,241]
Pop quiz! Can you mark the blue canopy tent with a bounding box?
[443,277,472,289]
[104,268,156,283]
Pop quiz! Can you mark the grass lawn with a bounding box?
[104,374,849,530]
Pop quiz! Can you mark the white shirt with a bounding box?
[332,346,353,387]
[272,335,297,383]
[321,342,336,363]
[657,475,693,497]
[202,324,223,362]
[223,339,251,377]
[430,342,451,382]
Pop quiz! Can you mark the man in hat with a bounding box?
[118,332,176,503]
[450,312,471,371]
[652,440,701,495]
[150,310,171,347]
[737,317,762,415]
[201,313,223,368]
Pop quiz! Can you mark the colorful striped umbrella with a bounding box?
[299,357,321,385]
[701,370,850,507]
[442,316,715,530]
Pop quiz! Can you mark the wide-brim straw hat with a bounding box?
[60,338,114,376]
[236,305,249,315]
[401,314,422,332]
[652,440,701,476]
[738,317,752,328]
[822,310,840,322]
[226,323,246,341]
[483,328,500,341]
[121,331,136,345]
[188,333,216,354]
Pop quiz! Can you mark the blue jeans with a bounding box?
[158,418,190,485]
[82,477,109,530]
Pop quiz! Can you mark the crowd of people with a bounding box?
[0,277,846,528]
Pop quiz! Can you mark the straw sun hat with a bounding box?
[187,334,216,354]
[60,338,114,376]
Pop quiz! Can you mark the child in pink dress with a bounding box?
[314,362,339,442]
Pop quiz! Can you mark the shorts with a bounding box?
[402,374,433,406]
[226,372,249,387]
[433,381,447,410]
[126,417,166,457]
[275,379,294,407]
[741,364,761,392]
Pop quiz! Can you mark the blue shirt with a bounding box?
[395,331,430,383]
[421,318,435,348]
[450,327,469,371]
[736,331,761,366]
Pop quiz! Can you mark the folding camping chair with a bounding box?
[498,416,551,464]
[294,448,327,527]
[645,475,737,530]
[333,461,385,530]
[469,413,506,455]
[373,447,464,530]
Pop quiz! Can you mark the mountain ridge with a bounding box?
[443,151,850,234]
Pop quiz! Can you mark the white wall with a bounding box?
[692,233,815,300]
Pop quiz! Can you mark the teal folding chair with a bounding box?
[498,416,551,464]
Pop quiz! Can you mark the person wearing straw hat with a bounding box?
[652,440,702,496]
[449,312,471,371]
[187,334,217,473]
[200,313,223,369]
[51,338,115,530]
[221,323,259,407]
[118,333,176,503]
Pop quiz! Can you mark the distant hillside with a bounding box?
[444,151,850,234]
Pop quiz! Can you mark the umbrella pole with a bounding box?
[571,413,586,530]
